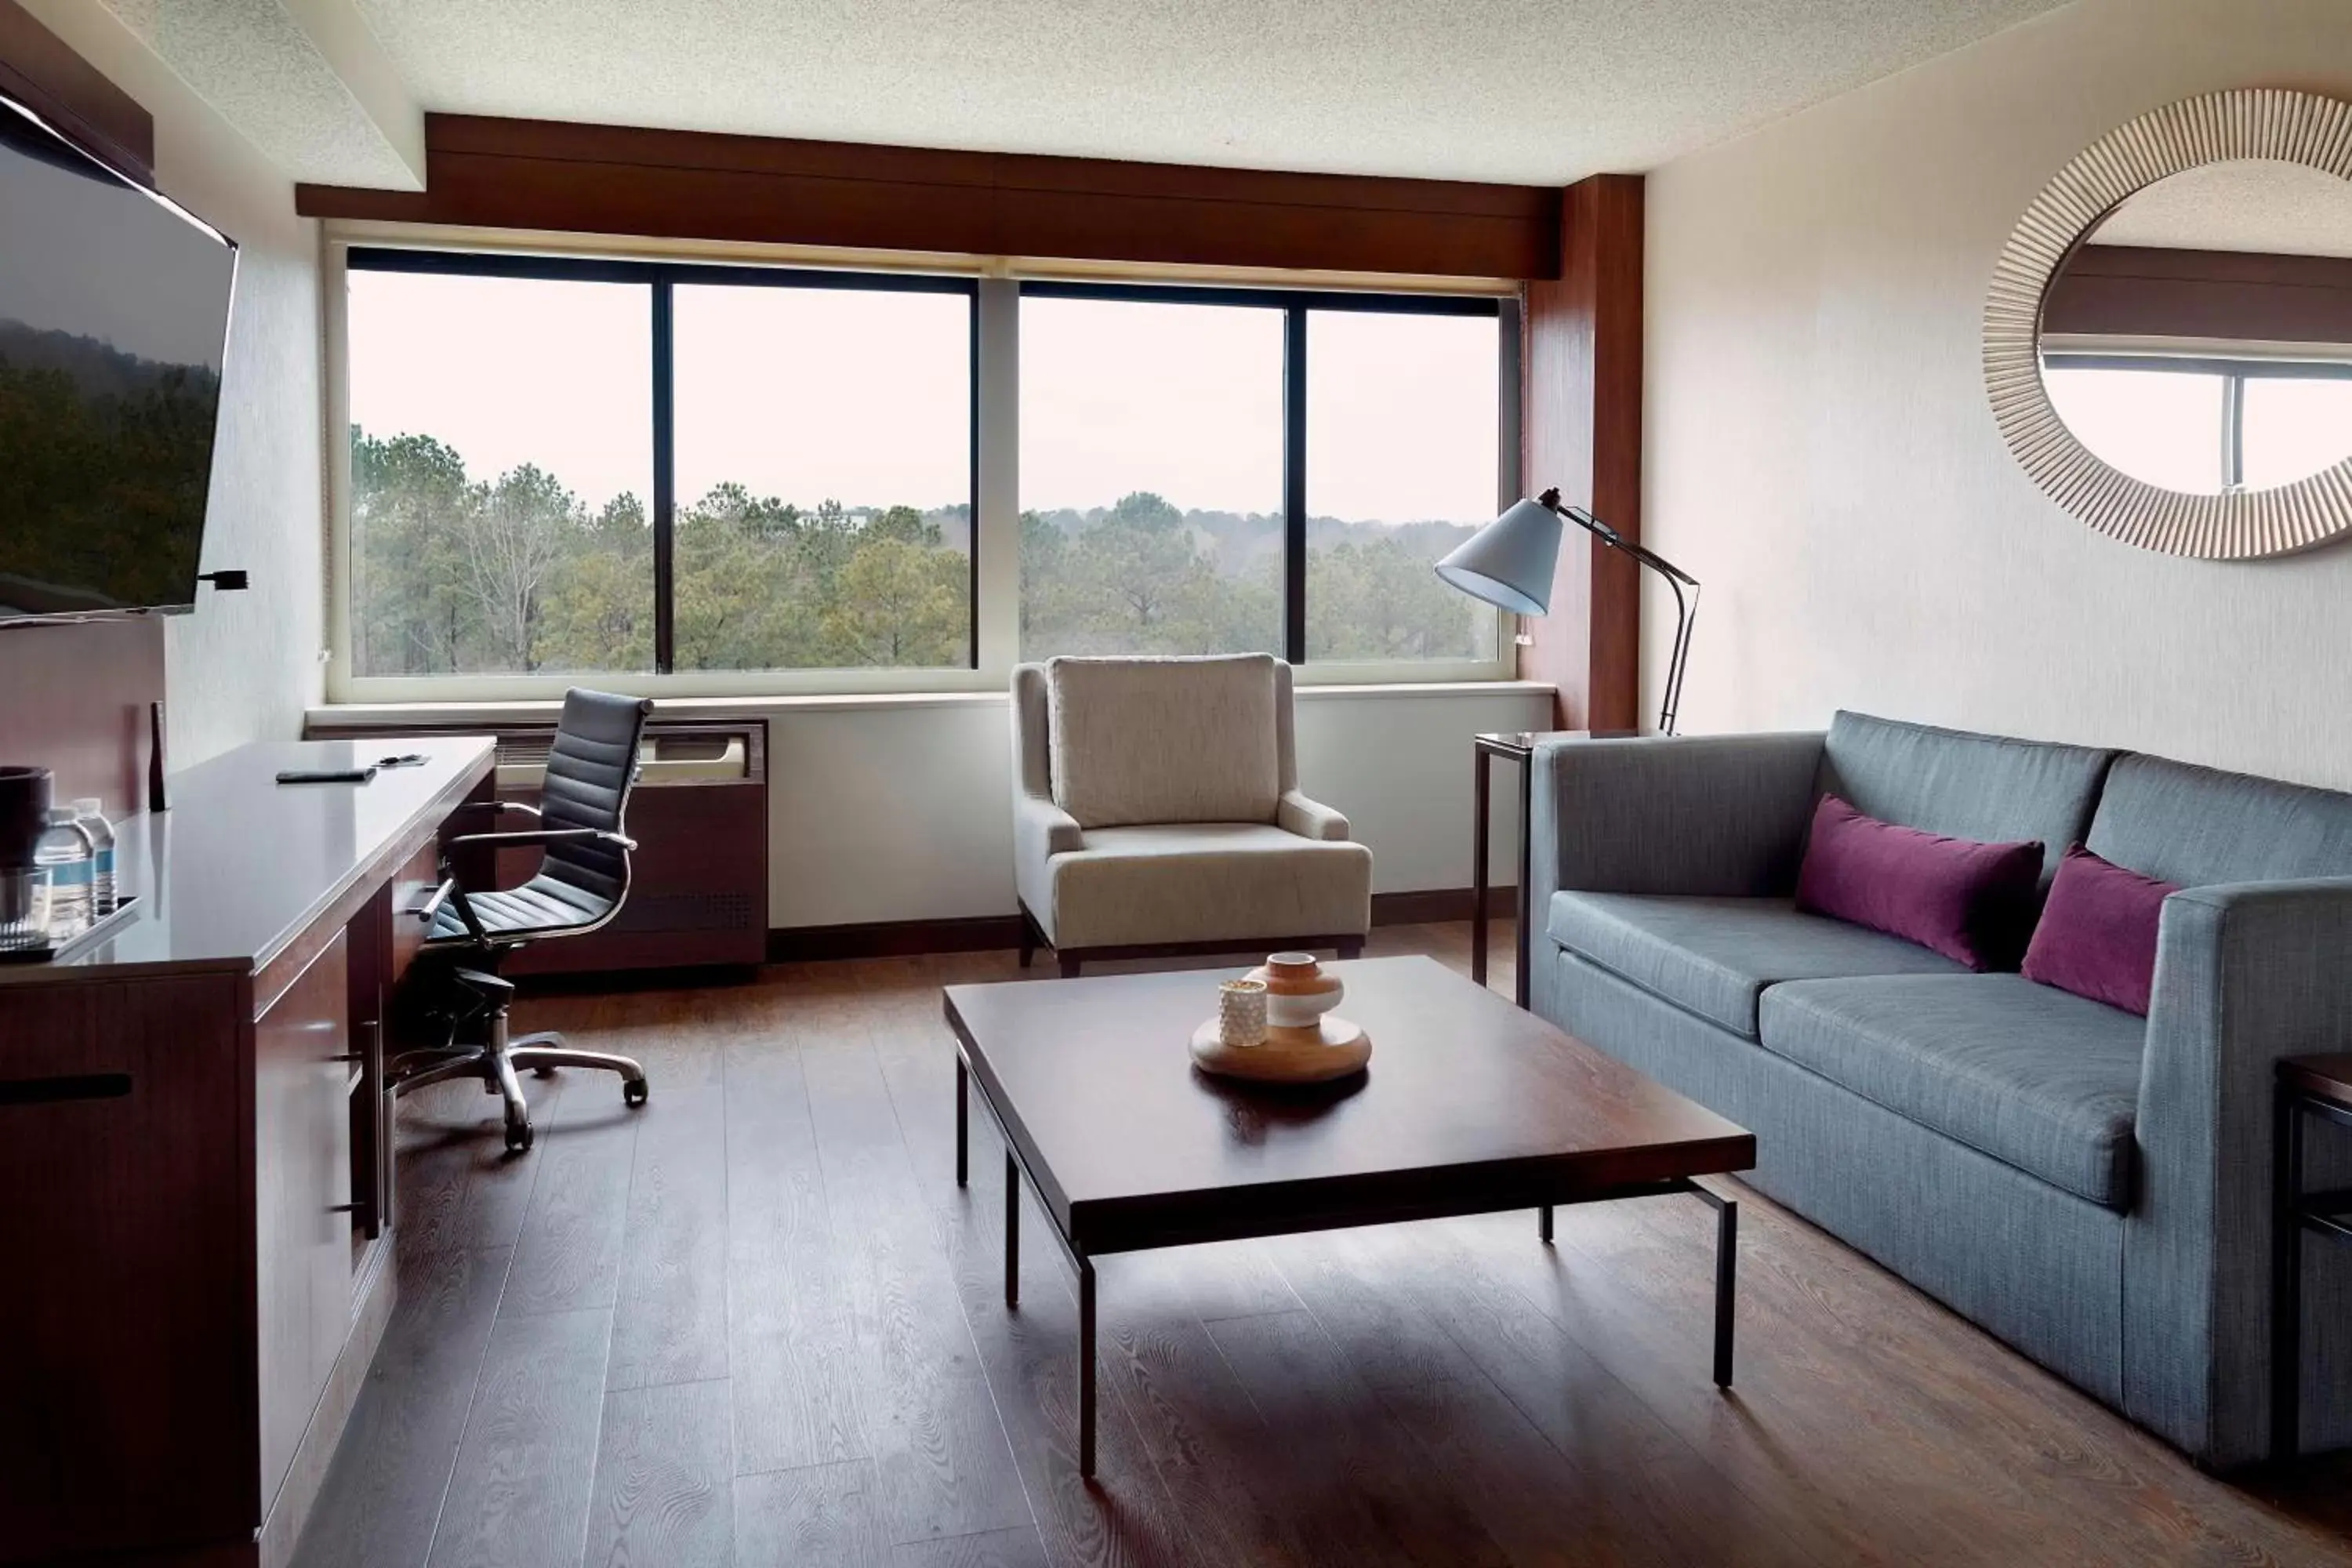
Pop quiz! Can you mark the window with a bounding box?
[344,250,975,679]
[2241,377,2352,492]
[1018,281,1509,667]
[347,267,654,675]
[1018,294,1284,658]
[2041,363,2226,495]
[2043,354,2352,493]
[334,248,1515,695]
[1305,310,1501,661]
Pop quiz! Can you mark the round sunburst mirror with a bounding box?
[1985,89,2352,558]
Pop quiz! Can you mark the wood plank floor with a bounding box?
[293,923,2352,1568]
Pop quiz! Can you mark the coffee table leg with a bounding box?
[1538,1204,1553,1243]
[1078,1254,1097,1479]
[955,1055,969,1187]
[1004,1149,1020,1308]
[1692,1185,1737,1388]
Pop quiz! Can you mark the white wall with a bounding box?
[326,684,1552,926]
[23,1,324,769]
[765,685,1551,927]
[1642,0,2352,789]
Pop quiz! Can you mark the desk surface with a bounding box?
[0,736,492,985]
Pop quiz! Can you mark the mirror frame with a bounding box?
[1985,89,2352,558]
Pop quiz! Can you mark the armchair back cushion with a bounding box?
[1047,655,1283,829]
[2087,753,2352,888]
[1818,712,2115,886]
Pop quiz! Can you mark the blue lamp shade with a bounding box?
[1432,497,1560,617]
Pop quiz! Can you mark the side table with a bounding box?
[2272,1053,2352,1461]
[1472,730,1592,1008]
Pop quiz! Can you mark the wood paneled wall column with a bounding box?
[1519,173,1643,731]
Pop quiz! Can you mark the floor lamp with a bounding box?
[1434,488,1701,735]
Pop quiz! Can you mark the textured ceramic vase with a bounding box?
[1247,952,1345,1031]
[1217,978,1269,1048]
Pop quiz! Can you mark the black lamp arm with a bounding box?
[1535,488,1700,735]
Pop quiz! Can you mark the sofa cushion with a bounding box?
[1045,822,1371,949]
[1548,891,1964,1038]
[1759,974,2145,1208]
[2022,845,2178,1016]
[1820,711,2116,887]
[1794,795,2044,970]
[1047,655,1281,829]
[2086,752,2352,889]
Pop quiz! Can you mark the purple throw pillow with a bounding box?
[2022,844,2178,1016]
[1794,795,2045,971]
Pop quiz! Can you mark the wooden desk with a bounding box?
[0,737,493,1568]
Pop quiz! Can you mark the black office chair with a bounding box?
[390,688,655,1153]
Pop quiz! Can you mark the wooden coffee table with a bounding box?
[942,954,1757,1476]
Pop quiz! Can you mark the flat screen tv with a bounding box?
[0,93,236,621]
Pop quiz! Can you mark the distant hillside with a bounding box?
[0,318,220,403]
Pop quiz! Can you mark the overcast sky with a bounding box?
[347,271,1500,524]
[0,108,234,368]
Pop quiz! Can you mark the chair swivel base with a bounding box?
[391,1018,648,1154]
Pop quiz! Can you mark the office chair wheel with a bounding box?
[503,1116,535,1155]
[623,1077,649,1109]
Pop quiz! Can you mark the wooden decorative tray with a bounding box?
[1189,1016,1371,1083]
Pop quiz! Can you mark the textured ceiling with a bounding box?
[2091,159,2352,259]
[97,0,422,187]
[338,0,2071,187]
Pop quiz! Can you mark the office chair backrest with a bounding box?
[540,688,654,912]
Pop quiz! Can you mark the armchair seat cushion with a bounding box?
[1044,823,1371,949]
[1548,891,1964,1038]
[1758,974,2146,1208]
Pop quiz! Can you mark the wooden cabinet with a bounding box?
[254,928,354,1515]
[0,976,250,1562]
[0,738,494,1567]
[309,718,771,975]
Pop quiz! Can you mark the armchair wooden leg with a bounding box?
[1019,918,1037,970]
[1338,938,1364,960]
[1058,953,1083,978]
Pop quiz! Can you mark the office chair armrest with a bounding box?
[448,826,640,852]
[450,798,543,822]
[413,877,457,927]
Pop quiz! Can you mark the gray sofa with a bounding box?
[1530,710,2352,1468]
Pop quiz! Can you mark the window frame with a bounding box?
[2042,350,2352,491]
[324,235,1519,702]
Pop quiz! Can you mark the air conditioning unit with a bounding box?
[308,717,769,976]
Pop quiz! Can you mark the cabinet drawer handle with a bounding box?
[0,1073,131,1106]
[328,1202,361,1214]
[327,1052,365,1065]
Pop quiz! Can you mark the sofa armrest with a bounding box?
[1012,791,1083,935]
[1278,789,1350,842]
[2125,877,2352,1466]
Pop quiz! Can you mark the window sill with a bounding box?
[307,679,1556,729]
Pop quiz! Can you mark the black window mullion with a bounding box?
[1283,305,1307,666]
[652,279,676,673]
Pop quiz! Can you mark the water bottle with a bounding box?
[34,808,96,938]
[71,798,114,915]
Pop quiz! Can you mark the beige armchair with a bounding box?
[1012,654,1372,976]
